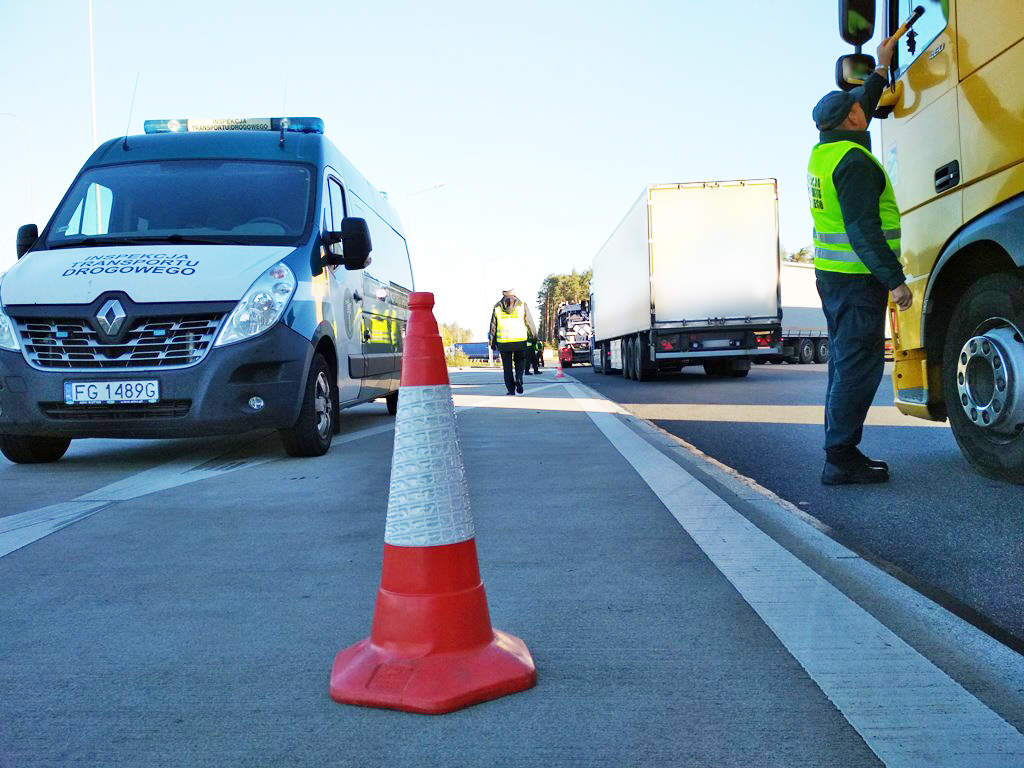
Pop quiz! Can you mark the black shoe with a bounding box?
[506,391,516,396]
[524,371,533,375]
[852,448,889,472]
[516,382,524,394]
[821,461,889,485]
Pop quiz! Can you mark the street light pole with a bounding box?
[88,0,98,149]
[0,113,36,223]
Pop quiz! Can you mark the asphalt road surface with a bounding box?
[576,361,1024,650]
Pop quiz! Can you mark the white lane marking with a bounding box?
[0,501,110,558]
[0,420,397,559]
[564,382,1024,767]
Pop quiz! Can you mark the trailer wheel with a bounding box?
[942,272,1024,483]
[797,338,815,364]
[0,434,72,464]
[633,337,646,381]
[622,341,632,379]
[814,338,829,364]
[280,354,335,457]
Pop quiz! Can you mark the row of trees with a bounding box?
[439,321,473,349]
[783,245,813,263]
[536,268,592,342]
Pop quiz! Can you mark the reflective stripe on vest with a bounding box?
[495,303,528,343]
[807,140,901,275]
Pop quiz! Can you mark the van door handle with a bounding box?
[934,160,960,192]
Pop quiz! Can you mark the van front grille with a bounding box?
[16,314,224,370]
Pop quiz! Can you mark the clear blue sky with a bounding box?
[0,0,869,339]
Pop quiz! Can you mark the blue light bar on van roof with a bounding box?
[142,117,325,135]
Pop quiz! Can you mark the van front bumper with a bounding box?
[0,324,314,439]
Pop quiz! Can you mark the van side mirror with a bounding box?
[324,217,373,271]
[840,0,875,46]
[16,224,38,258]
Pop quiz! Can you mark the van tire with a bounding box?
[0,434,72,464]
[280,354,334,457]
[385,390,399,416]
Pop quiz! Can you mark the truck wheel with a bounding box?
[385,390,399,416]
[0,434,72,464]
[814,338,829,364]
[703,361,726,377]
[280,354,335,457]
[633,337,646,381]
[797,338,815,364]
[942,272,1024,483]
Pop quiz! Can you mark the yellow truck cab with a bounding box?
[0,117,413,463]
[835,1,1024,482]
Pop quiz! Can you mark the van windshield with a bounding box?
[44,160,314,249]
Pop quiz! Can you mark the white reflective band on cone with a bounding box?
[384,385,474,547]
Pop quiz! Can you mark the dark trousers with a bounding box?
[496,341,528,393]
[527,347,541,373]
[816,271,888,461]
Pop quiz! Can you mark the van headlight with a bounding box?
[0,306,19,351]
[215,263,296,347]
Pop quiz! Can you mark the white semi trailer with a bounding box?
[779,261,830,364]
[590,180,781,380]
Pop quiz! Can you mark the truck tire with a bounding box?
[814,338,829,364]
[703,360,727,377]
[942,272,1024,483]
[0,434,72,464]
[797,338,815,364]
[280,354,335,457]
[633,337,646,381]
[623,341,633,379]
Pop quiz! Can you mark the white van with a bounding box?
[0,117,413,462]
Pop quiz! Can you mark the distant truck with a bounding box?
[779,261,829,364]
[777,261,893,365]
[590,180,781,379]
[556,301,592,368]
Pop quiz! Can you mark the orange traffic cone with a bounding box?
[329,291,536,714]
[555,355,565,379]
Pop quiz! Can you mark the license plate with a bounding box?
[64,380,160,405]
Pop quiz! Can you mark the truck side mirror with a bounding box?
[835,53,877,90]
[324,217,373,271]
[16,224,38,258]
[840,0,875,47]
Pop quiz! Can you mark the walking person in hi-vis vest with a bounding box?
[489,288,538,396]
[807,34,913,486]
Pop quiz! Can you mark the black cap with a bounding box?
[812,90,858,130]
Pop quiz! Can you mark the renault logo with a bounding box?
[96,299,127,336]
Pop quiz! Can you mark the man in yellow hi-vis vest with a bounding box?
[489,288,538,396]
[808,34,912,486]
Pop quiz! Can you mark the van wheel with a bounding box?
[385,390,399,416]
[280,354,334,457]
[0,434,72,464]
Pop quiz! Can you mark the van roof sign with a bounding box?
[143,117,325,135]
